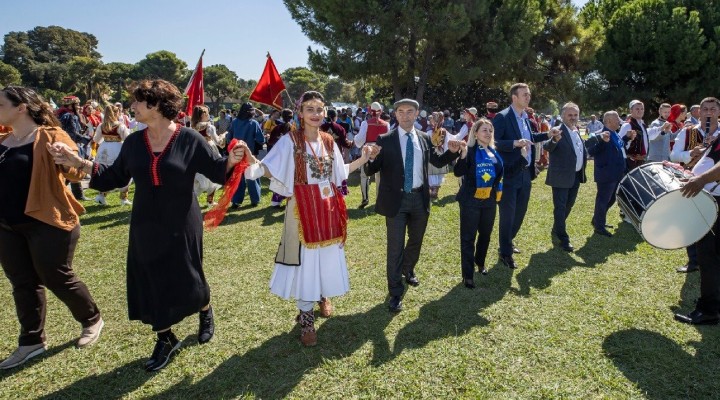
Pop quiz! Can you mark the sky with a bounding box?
[1,0,590,81]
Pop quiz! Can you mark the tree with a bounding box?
[578,0,720,114]
[285,0,548,105]
[1,26,101,93]
[281,67,327,100]
[204,64,240,113]
[0,61,21,86]
[67,56,107,99]
[134,50,189,88]
[105,62,136,103]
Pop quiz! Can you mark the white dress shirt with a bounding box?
[398,126,424,189]
[565,125,584,171]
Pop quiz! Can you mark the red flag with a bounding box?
[250,54,286,110]
[184,50,205,116]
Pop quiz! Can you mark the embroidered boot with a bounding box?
[296,310,317,347]
[318,297,333,318]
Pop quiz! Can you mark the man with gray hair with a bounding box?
[587,110,626,237]
[544,102,587,250]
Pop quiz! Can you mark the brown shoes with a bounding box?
[296,310,317,347]
[318,297,333,318]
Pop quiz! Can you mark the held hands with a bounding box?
[447,139,462,153]
[46,142,84,168]
[228,140,248,166]
[367,143,382,160]
[514,138,532,148]
[360,144,373,163]
[549,128,562,142]
[459,141,468,159]
[662,122,673,133]
[599,132,610,142]
[627,129,637,140]
[690,145,705,158]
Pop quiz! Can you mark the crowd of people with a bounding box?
[1,79,720,374]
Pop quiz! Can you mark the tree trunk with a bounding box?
[415,44,435,107]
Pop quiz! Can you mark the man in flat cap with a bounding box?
[366,98,462,312]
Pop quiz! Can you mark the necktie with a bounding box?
[404,132,414,192]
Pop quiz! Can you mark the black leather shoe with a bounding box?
[594,227,613,237]
[463,279,475,289]
[479,266,488,275]
[512,246,521,254]
[388,296,402,312]
[358,199,369,209]
[405,276,420,287]
[674,309,720,325]
[676,264,700,273]
[145,334,181,372]
[561,243,574,252]
[198,306,214,344]
[500,255,517,269]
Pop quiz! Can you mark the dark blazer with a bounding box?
[454,145,504,208]
[543,124,588,188]
[366,128,459,217]
[493,106,551,180]
[586,126,626,183]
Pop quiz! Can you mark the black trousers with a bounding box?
[0,220,100,346]
[696,202,720,313]
[385,192,429,297]
[459,204,496,279]
[592,179,620,229]
[551,171,581,244]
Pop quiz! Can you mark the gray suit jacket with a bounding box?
[544,124,587,188]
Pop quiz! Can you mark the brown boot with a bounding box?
[296,310,317,347]
[318,297,333,318]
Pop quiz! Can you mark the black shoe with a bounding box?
[512,246,521,254]
[405,276,420,287]
[249,203,259,208]
[479,266,488,275]
[463,279,475,289]
[500,255,517,269]
[230,203,240,209]
[358,199,369,209]
[594,227,613,237]
[145,334,181,372]
[388,296,402,312]
[561,242,574,252]
[198,306,214,344]
[674,309,720,325]
[676,264,700,273]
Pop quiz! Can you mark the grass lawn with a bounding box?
[0,162,717,399]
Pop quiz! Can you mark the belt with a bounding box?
[404,185,423,193]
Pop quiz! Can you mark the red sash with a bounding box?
[293,183,347,247]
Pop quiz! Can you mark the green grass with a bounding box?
[0,162,717,399]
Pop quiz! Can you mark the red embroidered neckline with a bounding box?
[143,124,181,186]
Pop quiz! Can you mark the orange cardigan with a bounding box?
[0,126,86,231]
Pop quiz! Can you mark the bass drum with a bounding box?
[616,162,718,249]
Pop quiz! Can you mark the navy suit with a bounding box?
[586,126,625,230]
[544,125,587,245]
[493,106,551,257]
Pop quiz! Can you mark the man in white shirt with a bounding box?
[586,114,603,136]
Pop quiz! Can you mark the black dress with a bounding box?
[90,126,227,330]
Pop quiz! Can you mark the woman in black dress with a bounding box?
[454,118,504,289]
[49,79,247,371]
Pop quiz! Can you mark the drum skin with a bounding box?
[616,162,718,250]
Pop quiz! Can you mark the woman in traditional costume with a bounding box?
[242,91,371,346]
[49,79,247,371]
[92,104,132,205]
[191,105,224,207]
[454,118,503,289]
[427,111,451,199]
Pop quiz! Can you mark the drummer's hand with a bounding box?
[681,175,706,198]
[690,145,705,158]
[599,132,610,142]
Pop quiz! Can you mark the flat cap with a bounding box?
[393,98,419,109]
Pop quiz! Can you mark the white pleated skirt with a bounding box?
[269,244,350,301]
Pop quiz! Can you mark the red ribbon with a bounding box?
[204,139,249,230]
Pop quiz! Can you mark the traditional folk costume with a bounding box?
[619,117,649,171]
[247,128,350,345]
[427,118,451,199]
[193,122,223,206]
[355,112,389,205]
[92,122,131,205]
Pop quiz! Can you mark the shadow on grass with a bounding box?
[145,304,395,399]
[80,207,131,229]
[603,327,720,399]
[575,222,642,267]
[36,334,200,399]
[0,340,75,382]
[390,264,512,358]
[514,248,579,297]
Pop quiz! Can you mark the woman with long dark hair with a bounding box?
[0,86,103,369]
